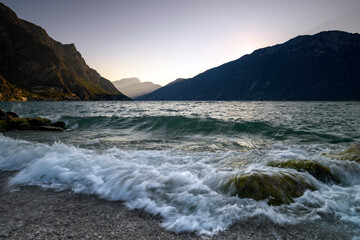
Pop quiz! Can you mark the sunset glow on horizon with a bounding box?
[2,0,360,85]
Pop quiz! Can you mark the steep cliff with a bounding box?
[0,3,131,101]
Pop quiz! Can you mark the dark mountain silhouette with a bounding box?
[112,78,161,98]
[0,3,131,101]
[164,78,186,87]
[138,31,360,101]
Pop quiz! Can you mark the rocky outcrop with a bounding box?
[138,31,360,100]
[0,3,131,101]
[0,109,66,132]
[268,160,339,183]
[326,143,360,163]
[226,172,316,206]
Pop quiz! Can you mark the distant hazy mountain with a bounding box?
[113,78,161,98]
[138,31,360,101]
[113,78,141,89]
[0,3,130,101]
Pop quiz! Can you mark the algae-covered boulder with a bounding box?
[6,111,19,118]
[51,121,66,128]
[7,117,28,128]
[0,110,65,132]
[268,160,339,183]
[27,117,51,126]
[0,120,9,132]
[0,109,7,120]
[36,126,64,131]
[329,143,360,163]
[227,172,316,205]
[18,122,31,130]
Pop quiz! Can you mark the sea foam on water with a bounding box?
[0,101,359,237]
[1,134,360,236]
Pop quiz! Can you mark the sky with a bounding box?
[1,0,360,86]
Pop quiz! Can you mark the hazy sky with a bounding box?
[1,0,360,85]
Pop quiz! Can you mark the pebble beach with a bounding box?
[0,171,348,240]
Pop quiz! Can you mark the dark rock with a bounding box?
[0,112,65,132]
[28,117,51,126]
[7,117,28,129]
[6,111,19,118]
[36,126,64,132]
[0,3,131,101]
[226,172,316,206]
[0,120,9,132]
[51,121,66,128]
[138,31,360,101]
[0,109,6,120]
[268,160,340,183]
[18,122,31,130]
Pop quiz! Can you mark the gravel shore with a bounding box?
[0,171,349,240]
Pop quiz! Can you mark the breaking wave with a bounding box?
[1,134,359,236]
[59,115,352,143]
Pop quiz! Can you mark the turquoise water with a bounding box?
[0,101,360,237]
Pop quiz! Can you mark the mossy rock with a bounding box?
[35,126,64,131]
[0,112,63,132]
[51,121,66,128]
[268,160,339,183]
[6,111,19,118]
[328,143,360,163]
[0,120,10,132]
[0,109,6,120]
[27,117,51,126]
[18,122,31,130]
[7,117,29,128]
[227,172,316,206]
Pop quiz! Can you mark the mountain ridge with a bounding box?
[113,78,161,98]
[138,31,360,101]
[0,3,131,101]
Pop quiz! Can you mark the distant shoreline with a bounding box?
[0,171,346,239]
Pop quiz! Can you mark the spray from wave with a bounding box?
[1,134,360,236]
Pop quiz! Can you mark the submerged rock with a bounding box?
[18,122,31,130]
[0,110,66,132]
[6,111,19,118]
[227,172,316,206]
[35,126,64,132]
[0,120,9,132]
[7,117,28,128]
[328,143,360,163]
[27,117,51,126]
[0,109,7,120]
[268,160,339,183]
[51,121,66,128]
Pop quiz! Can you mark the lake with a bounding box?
[0,101,359,237]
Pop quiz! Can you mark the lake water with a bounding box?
[0,101,359,237]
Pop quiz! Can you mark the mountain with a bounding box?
[138,31,360,101]
[0,3,131,101]
[113,78,161,98]
[113,78,141,89]
[163,78,186,87]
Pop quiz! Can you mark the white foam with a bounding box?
[0,135,359,236]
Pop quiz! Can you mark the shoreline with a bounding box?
[0,171,350,239]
